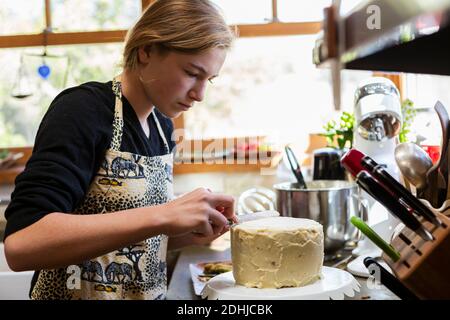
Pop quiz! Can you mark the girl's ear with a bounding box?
[138,45,152,64]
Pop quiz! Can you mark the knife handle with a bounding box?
[364,257,419,300]
[356,171,433,241]
[361,157,441,227]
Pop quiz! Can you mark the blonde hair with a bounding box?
[123,0,236,70]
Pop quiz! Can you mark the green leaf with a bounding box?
[320,111,356,150]
[399,98,417,143]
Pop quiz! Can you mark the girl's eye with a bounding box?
[185,70,215,84]
[185,70,198,78]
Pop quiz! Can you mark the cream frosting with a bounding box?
[231,216,324,288]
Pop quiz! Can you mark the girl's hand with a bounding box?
[159,187,235,237]
[168,226,230,250]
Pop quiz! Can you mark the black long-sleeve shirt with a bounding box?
[4,81,175,239]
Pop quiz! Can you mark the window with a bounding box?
[405,74,450,109]
[277,0,363,22]
[183,35,372,153]
[51,0,141,32]
[1,1,133,147]
[278,0,332,22]
[0,0,389,163]
[0,44,123,147]
[404,73,450,146]
[0,0,45,35]
[211,0,272,25]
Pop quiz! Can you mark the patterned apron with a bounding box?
[31,76,173,300]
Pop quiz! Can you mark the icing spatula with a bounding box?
[228,210,280,227]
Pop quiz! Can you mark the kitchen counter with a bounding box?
[166,236,400,300]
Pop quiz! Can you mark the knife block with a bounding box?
[383,211,450,299]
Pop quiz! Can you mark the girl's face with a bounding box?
[137,46,227,118]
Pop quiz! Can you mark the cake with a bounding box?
[231,216,324,288]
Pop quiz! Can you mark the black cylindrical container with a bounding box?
[313,147,346,180]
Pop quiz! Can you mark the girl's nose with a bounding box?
[189,81,207,102]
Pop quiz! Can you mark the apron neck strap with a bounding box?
[110,75,170,154]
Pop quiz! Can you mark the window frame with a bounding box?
[0,0,403,175]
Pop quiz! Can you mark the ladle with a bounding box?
[284,146,307,189]
[395,142,433,189]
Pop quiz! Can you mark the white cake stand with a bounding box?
[201,267,360,300]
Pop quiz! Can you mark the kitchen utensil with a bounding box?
[284,146,307,189]
[354,171,433,241]
[363,257,418,300]
[192,210,280,236]
[364,154,441,227]
[312,147,346,180]
[237,187,276,214]
[418,101,449,207]
[348,77,404,274]
[11,54,32,99]
[350,217,400,261]
[342,148,442,227]
[446,164,450,201]
[274,180,363,259]
[434,101,450,205]
[385,210,450,299]
[394,142,433,189]
[227,210,280,227]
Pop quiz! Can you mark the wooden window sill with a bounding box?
[0,150,282,182]
[0,165,26,185]
[0,147,32,185]
[174,152,282,174]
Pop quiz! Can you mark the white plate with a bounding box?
[347,255,392,278]
[201,266,360,300]
[189,261,232,296]
[189,263,208,296]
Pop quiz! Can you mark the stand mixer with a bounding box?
[347,77,403,277]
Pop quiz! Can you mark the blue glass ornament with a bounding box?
[38,63,51,79]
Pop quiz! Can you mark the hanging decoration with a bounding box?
[11,29,71,99]
[38,58,51,79]
[37,29,52,80]
[11,54,33,99]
